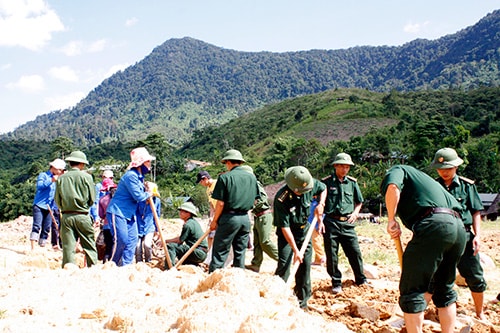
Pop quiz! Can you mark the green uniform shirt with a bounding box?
[212,166,258,211]
[322,174,364,215]
[273,179,326,228]
[436,175,484,226]
[253,180,271,214]
[380,165,462,229]
[180,217,208,249]
[55,168,95,213]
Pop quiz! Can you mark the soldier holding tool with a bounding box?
[274,166,326,310]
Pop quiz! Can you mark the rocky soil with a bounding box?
[0,216,498,333]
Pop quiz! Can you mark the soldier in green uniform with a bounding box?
[322,153,367,294]
[239,165,279,273]
[431,148,486,320]
[55,151,98,268]
[381,165,466,333]
[208,149,259,273]
[166,202,208,267]
[274,166,327,309]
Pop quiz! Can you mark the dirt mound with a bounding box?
[0,216,499,332]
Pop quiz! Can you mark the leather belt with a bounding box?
[327,214,348,222]
[254,209,272,217]
[420,207,461,220]
[225,210,248,215]
[62,211,88,215]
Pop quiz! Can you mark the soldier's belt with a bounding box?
[419,207,461,220]
[254,209,272,217]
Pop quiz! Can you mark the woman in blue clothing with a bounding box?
[30,158,66,250]
[106,147,155,266]
[135,181,160,263]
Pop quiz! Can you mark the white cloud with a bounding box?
[60,39,106,56]
[60,40,83,56]
[1,63,12,70]
[48,66,78,82]
[0,0,64,50]
[125,17,138,27]
[403,21,430,34]
[88,39,106,53]
[44,91,86,111]
[6,74,45,93]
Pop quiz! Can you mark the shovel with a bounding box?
[47,204,59,231]
[149,198,173,269]
[174,228,211,268]
[286,216,317,286]
[47,204,59,237]
[394,237,403,269]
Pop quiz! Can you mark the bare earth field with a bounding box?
[0,216,498,333]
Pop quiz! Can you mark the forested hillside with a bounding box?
[1,87,498,222]
[2,10,499,146]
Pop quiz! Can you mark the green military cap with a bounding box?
[285,166,314,194]
[221,149,245,163]
[178,202,199,217]
[65,151,89,165]
[239,165,254,174]
[332,152,354,166]
[431,148,464,169]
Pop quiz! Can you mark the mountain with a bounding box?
[3,10,499,146]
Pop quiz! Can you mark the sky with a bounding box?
[0,1,498,135]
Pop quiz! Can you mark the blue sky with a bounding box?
[0,0,498,134]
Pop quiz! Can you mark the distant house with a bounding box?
[184,159,212,172]
[479,193,500,221]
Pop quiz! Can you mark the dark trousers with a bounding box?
[209,213,250,272]
[457,230,487,292]
[400,214,466,313]
[323,216,366,287]
[275,223,312,308]
[167,243,207,268]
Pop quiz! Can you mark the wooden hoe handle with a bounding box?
[149,198,173,269]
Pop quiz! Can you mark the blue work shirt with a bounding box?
[33,170,56,209]
[106,169,151,219]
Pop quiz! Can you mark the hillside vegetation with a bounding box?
[2,10,499,146]
[0,87,498,222]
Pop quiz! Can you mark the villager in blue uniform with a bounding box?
[106,147,154,266]
[30,158,66,249]
[135,181,161,263]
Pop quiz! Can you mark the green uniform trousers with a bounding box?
[209,213,250,273]
[400,214,466,313]
[275,223,313,309]
[60,213,98,267]
[167,243,207,268]
[250,212,278,267]
[457,229,486,292]
[323,216,366,287]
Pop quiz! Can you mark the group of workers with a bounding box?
[29,145,493,333]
